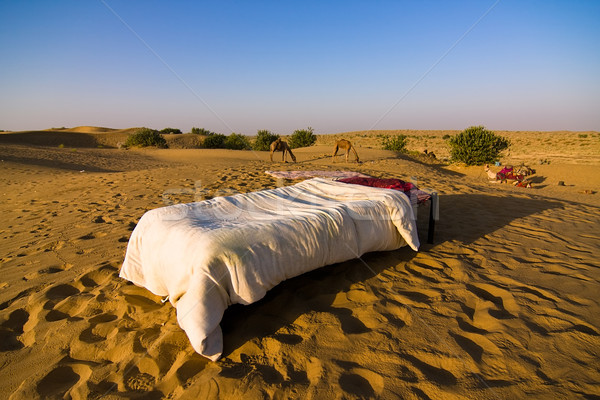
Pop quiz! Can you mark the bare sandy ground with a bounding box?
[1,128,599,399]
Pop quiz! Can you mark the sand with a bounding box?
[1,128,599,399]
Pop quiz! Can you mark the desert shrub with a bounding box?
[578,134,588,138]
[448,126,509,165]
[160,127,182,134]
[442,134,451,140]
[191,127,216,135]
[288,127,316,149]
[225,133,251,150]
[253,129,280,151]
[202,133,227,148]
[381,134,408,152]
[125,127,167,148]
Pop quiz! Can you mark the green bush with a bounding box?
[448,126,509,165]
[225,133,251,150]
[381,134,408,153]
[191,127,216,135]
[288,127,316,149]
[202,133,227,148]
[125,128,167,148]
[253,129,280,151]
[160,127,182,134]
[442,134,451,140]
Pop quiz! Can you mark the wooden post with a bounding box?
[427,192,438,244]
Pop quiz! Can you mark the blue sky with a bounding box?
[1,1,598,134]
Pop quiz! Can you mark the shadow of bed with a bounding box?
[416,193,563,246]
[220,247,417,361]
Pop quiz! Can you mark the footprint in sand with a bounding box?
[76,233,97,240]
[23,265,64,281]
[78,265,117,288]
[175,357,209,384]
[0,287,38,312]
[92,215,115,224]
[45,283,81,301]
[376,299,413,325]
[221,355,287,385]
[146,339,185,375]
[0,308,29,351]
[399,353,458,386]
[330,307,371,334]
[466,282,520,318]
[88,312,118,324]
[271,332,303,345]
[338,372,376,398]
[335,361,385,398]
[35,366,81,398]
[218,359,254,380]
[124,366,157,392]
[123,291,164,313]
[46,291,93,322]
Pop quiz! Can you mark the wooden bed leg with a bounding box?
[427,200,435,244]
[427,192,438,244]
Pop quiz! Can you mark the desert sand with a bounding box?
[1,127,599,399]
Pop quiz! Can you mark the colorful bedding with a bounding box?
[338,177,432,204]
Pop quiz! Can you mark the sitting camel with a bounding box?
[270,138,296,162]
[332,139,360,163]
[484,164,498,180]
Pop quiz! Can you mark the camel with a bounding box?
[485,164,534,187]
[270,138,296,162]
[423,149,437,159]
[515,164,536,176]
[484,164,497,180]
[332,139,360,163]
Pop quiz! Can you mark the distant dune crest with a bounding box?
[56,126,139,134]
[62,126,118,133]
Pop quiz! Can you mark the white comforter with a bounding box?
[120,178,420,360]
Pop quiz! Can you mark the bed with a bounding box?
[120,178,421,360]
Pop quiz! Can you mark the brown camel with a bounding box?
[270,138,296,162]
[332,139,360,163]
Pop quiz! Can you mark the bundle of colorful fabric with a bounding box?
[485,164,535,188]
[496,166,524,181]
[337,177,432,203]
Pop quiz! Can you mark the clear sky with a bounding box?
[1,1,598,134]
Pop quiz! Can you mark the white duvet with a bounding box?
[120,178,420,360]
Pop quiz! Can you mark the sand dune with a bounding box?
[63,126,120,134]
[0,129,599,399]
